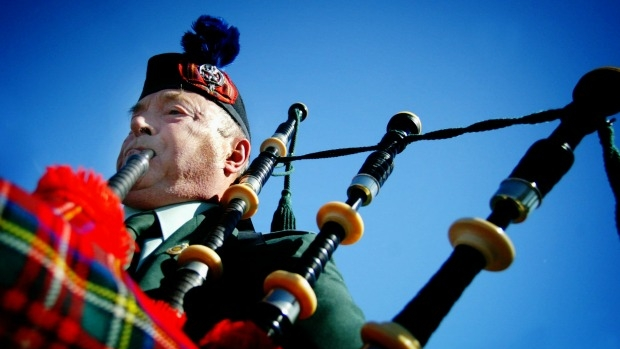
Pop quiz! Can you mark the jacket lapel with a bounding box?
[130,207,218,285]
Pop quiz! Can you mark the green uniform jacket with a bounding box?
[128,206,365,349]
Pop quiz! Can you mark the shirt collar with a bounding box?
[124,201,217,240]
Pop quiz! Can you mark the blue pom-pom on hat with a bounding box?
[181,15,240,68]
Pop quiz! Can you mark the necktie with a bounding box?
[124,211,160,272]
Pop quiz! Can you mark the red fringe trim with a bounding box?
[199,319,282,349]
[32,166,132,266]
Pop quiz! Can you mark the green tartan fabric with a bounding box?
[0,178,198,349]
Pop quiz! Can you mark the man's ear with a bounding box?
[224,138,251,175]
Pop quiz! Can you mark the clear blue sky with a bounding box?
[1,1,619,348]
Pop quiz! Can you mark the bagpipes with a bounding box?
[0,66,618,349]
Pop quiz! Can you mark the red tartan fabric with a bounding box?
[0,168,198,349]
[199,320,282,349]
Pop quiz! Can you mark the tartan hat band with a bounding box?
[139,53,251,141]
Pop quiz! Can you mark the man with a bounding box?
[119,15,365,349]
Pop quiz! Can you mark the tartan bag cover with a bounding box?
[0,166,198,349]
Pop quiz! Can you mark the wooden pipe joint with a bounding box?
[177,244,224,280]
[316,201,364,245]
[260,136,288,157]
[263,270,317,320]
[448,218,515,271]
[361,321,421,349]
[221,183,259,219]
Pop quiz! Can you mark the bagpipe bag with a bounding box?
[0,166,199,349]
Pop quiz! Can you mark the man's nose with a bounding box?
[130,115,155,136]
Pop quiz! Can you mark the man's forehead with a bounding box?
[130,90,207,114]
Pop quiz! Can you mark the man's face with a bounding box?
[117,89,234,208]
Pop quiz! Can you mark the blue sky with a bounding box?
[1,1,619,348]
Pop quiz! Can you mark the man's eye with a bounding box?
[168,110,183,115]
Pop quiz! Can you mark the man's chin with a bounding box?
[122,189,160,210]
[122,187,192,210]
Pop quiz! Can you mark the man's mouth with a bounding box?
[126,148,144,157]
[122,147,156,167]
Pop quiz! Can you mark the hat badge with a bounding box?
[199,64,225,92]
